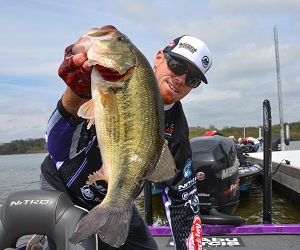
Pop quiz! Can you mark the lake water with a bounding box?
[285,140,300,150]
[1,144,300,227]
[0,153,46,204]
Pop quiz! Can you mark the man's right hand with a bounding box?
[58,45,93,99]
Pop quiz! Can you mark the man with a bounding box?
[154,36,212,249]
[246,137,260,152]
[29,33,212,250]
[239,137,260,153]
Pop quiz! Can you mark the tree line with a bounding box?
[1,121,299,155]
[189,121,300,141]
[0,138,47,155]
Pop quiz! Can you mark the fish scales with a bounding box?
[69,25,176,247]
[98,57,163,200]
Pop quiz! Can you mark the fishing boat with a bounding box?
[239,137,261,153]
[238,160,263,191]
[235,143,263,191]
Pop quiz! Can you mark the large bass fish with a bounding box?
[69,25,176,247]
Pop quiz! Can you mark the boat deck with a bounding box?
[13,224,300,249]
[151,224,300,249]
[154,234,300,249]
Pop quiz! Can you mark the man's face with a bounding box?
[154,50,193,104]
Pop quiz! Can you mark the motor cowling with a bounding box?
[190,136,240,215]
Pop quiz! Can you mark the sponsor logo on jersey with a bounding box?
[165,123,174,143]
[92,182,107,195]
[178,177,197,191]
[182,188,197,201]
[80,184,94,200]
[183,158,193,178]
[184,194,199,213]
[186,215,202,250]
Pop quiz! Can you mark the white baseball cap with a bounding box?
[163,35,212,84]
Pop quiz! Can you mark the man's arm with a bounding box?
[62,87,88,118]
[46,46,94,161]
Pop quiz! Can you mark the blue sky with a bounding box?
[1,0,299,143]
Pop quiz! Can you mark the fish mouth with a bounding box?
[94,64,126,82]
[94,64,136,82]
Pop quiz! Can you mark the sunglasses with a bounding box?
[164,53,202,88]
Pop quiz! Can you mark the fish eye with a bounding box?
[118,36,127,42]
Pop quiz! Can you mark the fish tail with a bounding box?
[69,202,132,248]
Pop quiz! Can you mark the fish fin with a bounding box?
[145,143,176,182]
[101,90,118,114]
[86,168,106,185]
[78,100,95,129]
[86,118,95,129]
[69,202,132,248]
[78,100,95,118]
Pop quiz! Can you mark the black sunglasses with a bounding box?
[164,53,202,88]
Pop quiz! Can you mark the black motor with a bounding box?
[190,136,240,215]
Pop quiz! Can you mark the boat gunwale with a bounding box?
[149,224,300,236]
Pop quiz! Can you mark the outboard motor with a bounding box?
[0,189,97,250]
[190,136,240,215]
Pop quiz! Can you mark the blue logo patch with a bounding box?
[183,158,193,178]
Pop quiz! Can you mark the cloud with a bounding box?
[0,0,299,143]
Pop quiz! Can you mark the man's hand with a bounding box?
[58,45,93,99]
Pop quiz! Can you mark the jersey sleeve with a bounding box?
[46,99,91,164]
[163,139,202,249]
[163,103,202,249]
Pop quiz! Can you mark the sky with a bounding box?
[0,0,299,143]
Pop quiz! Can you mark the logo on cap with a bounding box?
[166,41,175,47]
[202,56,209,68]
[178,42,197,53]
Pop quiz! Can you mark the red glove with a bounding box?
[58,45,92,99]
